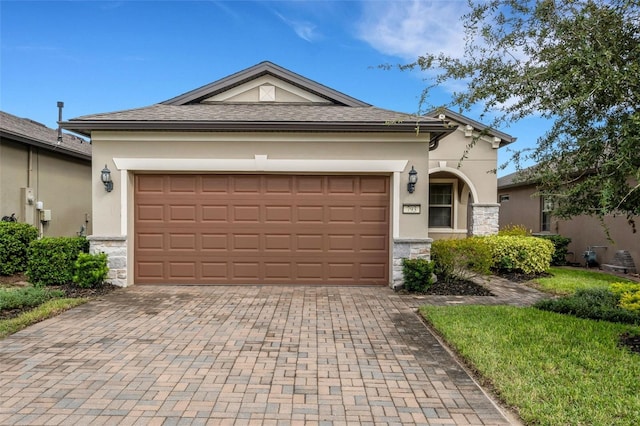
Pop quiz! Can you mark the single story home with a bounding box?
[62,61,514,287]
[0,110,92,237]
[498,170,639,270]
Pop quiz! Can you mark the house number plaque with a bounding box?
[402,204,421,214]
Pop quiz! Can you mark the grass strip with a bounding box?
[0,298,87,339]
[534,267,634,295]
[420,305,640,426]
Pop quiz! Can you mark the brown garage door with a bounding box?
[134,174,389,285]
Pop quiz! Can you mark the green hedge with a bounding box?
[401,258,435,292]
[534,287,640,325]
[0,222,39,275]
[27,237,89,286]
[431,238,492,282]
[484,235,554,275]
[73,252,109,288]
[536,234,571,265]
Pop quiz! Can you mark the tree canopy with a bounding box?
[410,0,640,228]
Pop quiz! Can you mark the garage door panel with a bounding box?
[137,205,165,222]
[296,234,324,251]
[265,176,293,193]
[137,175,165,192]
[202,262,228,279]
[265,206,292,223]
[232,262,260,279]
[264,234,292,251]
[328,206,357,223]
[135,174,389,284]
[169,205,197,222]
[169,233,197,250]
[361,206,388,223]
[360,235,387,252]
[360,176,388,194]
[296,176,324,193]
[233,176,261,193]
[232,205,260,222]
[201,234,229,251]
[328,235,355,251]
[202,205,228,222]
[169,262,196,278]
[169,176,197,193]
[264,262,292,279]
[328,177,356,194]
[201,175,229,193]
[297,206,324,222]
[233,234,260,251]
[137,233,164,250]
[137,262,164,278]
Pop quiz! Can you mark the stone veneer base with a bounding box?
[471,203,500,236]
[88,236,127,287]
[392,239,432,289]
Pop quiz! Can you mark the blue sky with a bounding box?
[1,0,549,175]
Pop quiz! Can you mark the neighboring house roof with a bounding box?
[0,111,91,160]
[61,61,455,139]
[497,169,537,189]
[427,108,516,147]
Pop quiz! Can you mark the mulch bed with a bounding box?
[619,332,640,355]
[421,278,494,296]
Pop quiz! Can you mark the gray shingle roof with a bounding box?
[70,103,430,123]
[61,61,454,139]
[0,111,91,159]
[63,103,451,137]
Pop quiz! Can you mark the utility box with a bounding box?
[42,210,52,222]
[20,187,35,224]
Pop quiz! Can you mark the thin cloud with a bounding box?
[275,12,321,42]
[356,0,467,60]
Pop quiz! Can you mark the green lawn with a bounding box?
[421,305,640,426]
[533,266,634,295]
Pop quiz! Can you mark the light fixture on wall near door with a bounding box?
[101,165,113,192]
[407,166,418,193]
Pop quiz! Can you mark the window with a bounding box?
[429,183,453,227]
[541,197,553,232]
[499,194,510,202]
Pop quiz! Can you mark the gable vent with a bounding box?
[259,85,276,102]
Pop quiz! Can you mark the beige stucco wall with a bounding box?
[90,130,432,241]
[428,126,501,239]
[498,184,540,232]
[0,139,92,237]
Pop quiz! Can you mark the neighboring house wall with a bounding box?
[498,179,639,268]
[0,112,92,237]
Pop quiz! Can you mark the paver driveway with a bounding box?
[0,286,515,425]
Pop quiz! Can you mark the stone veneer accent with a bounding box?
[392,238,432,289]
[470,203,500,236]
[88,236,127,287]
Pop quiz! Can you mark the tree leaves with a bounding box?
[410,0,640,225]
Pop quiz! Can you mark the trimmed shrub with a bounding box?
[536,234,571,266]
[534,288,640,325]
[0,287,64,311]
[484,235,554,275]
[610,282,640,313]
[27,237,89,286]
[0,222,38,275]
[498,224,531,236]
[431,238,492,283]
[401,258,435,292]
[73,253,109,288]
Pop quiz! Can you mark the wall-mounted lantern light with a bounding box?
[407,166,418,193]
[101,165,113,192]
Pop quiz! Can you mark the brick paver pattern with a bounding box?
[0,283,528,425]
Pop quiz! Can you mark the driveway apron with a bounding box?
[0,286,514,425]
